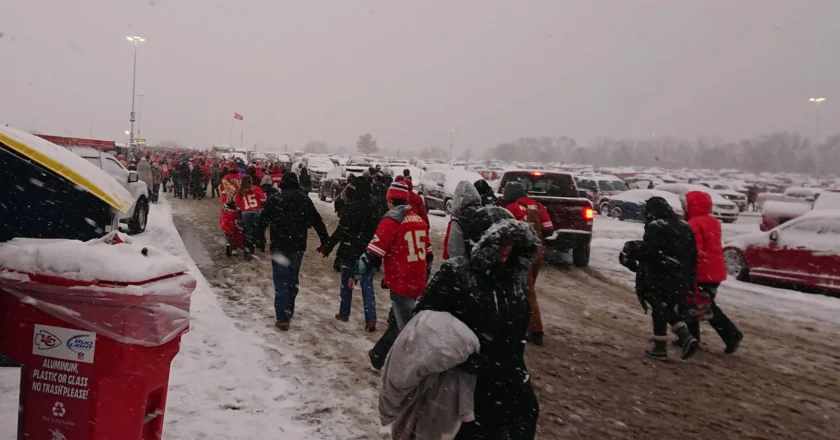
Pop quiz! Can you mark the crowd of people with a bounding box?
[128,148,745,438]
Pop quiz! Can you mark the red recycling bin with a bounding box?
[0,233,196,440]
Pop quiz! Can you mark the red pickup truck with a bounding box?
[497,170,595,266]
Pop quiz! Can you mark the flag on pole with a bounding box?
[234,113,244,121]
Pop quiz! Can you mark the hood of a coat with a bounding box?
[503,181,527,204]
[279,172,300,190]
[384,204,411,223]
[452,181,481,216]
[470,211,540,272]
[685,190,712,219]
[645,196,676,223]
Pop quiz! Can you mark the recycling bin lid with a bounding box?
[0,232,196,346]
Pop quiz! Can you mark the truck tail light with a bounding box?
[583,207,594,220]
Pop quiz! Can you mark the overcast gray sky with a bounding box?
[1,0,838,153]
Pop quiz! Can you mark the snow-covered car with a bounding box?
[318,165,370,201]
[577,175,629,215]
[724,210,840,294]
[605,189,684,222]
[655,183,740,223]
[417,168,484,214]
[759,201,812,231]
[696,181,749,212]
[71,147,150,234]
[295,156,338,190]
[781,187,824,205]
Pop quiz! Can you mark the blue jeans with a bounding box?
[241,210,262,253]
[370,291,417,365]
[339,265,376,322]
[272,250,305,323]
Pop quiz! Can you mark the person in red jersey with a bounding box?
[220,164,243,205]
[363,181,432,370]
[503,181,553,346]
[234,175,266,260]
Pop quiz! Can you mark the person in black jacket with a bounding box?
[175,160,190,199]
[621,196,700,360]
[260,172,329,331]
[321,176,381,331]
[473,179,498,206]
[298,165,312,194]
[415,207,540,440]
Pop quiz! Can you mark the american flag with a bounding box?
[234,113,244,121]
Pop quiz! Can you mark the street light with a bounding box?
[126,36,145,146]
[450,129,455,161]
[808,97,827,143]
[136,94,144,138]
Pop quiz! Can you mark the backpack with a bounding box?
[519,202,544,244]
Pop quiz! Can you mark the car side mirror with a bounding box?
[769,230,779,242]
[128,172,139,183]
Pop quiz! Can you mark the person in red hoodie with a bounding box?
[270,164,283,188]
[234,175,267,260]
[503,181,553,346]
[685,191,743,354]
[395,176,429,226]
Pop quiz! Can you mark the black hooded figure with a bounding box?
[620,196,700,360]
[473,179,499,207]
[415,207,541,439]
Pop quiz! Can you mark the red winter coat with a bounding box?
[685,191,727,283]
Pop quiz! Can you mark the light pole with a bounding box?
[808,97,826,143]
[450,129,455,161]
[136,94,144,139]
[126,36,145,146]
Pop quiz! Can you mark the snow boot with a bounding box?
[275,321,290,331]
[365,321,377,332]
[673,322,699,360]
[335,314,349,322]
[368,349,385,371]
[725,331,744,355]
[528,332,544,346]
[225,243,233,258]
[645,337,669,361]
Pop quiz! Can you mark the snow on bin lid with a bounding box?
[0,232,189,285]
[0,125,135,214]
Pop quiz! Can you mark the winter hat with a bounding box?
[279,172,300,190]
[386,182,410,201]
[503,182,526,203]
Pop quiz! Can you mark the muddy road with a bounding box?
[170,195,839,440]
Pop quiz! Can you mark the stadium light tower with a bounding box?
[808,97,826,143]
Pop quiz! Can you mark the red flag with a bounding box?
[234,113,244,121]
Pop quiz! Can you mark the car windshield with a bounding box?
[599,180,628,191]
[505,174,577,198]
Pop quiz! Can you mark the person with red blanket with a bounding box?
[234,175,267,260]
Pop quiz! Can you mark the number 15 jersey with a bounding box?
[366,205,432,298]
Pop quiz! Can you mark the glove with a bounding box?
[317,245,328,257]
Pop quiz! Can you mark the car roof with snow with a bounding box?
[612,189,683,210]
[655,183,735,205]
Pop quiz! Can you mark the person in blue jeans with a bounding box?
[320,176,381,331]
[260,173,329,330]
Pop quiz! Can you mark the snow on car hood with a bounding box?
[0,125,135,213]
[443,169,484,194]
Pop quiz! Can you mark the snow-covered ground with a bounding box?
[0,197,314,440]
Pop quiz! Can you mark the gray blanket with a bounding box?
[379,310,480,440]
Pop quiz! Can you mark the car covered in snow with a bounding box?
[70,147,150,234]
[696,181,749,212]
[605,189,684,222]
[724,210,840,294]
[318,164,370,201]
[759,201,812,231]
[655,183,740,223]
[417,168,484,214]
[497,170,594,266]
[576,175,629,215]
[781,187,824,205]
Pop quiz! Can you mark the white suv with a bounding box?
[70,147,150,234]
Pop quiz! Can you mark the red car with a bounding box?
[497,170,594,266]
[724,210,840,294]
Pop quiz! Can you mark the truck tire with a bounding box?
[444,198,453,215]
[128,200,148,235]
[572,244,590,267]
